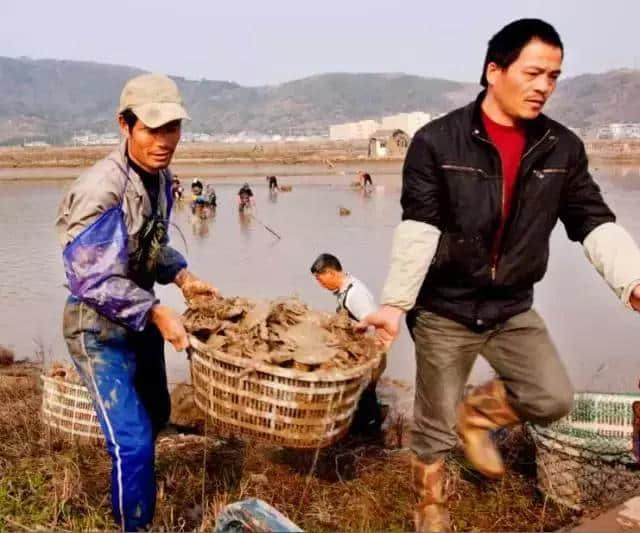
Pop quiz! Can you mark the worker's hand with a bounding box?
[630,284,640,311]
[356,305,405,348]
[175,269,219,301]
[150,304,189,351]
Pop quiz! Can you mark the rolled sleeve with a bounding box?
[583,222,640,308]
[155,245,188,285]
[381,220,441,311]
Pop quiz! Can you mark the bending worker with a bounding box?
[359,19,640,532]
[56,73,218,531]
[311,253,386,433]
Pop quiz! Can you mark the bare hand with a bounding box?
[150,304,189,351]
[631,285,640,311]
[175,269,219,301]
[356,305,405,348]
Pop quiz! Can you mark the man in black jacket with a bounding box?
[360,19,640,532]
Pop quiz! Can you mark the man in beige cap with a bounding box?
[56,73,217,531]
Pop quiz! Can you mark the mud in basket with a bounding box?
[188,336,380,449]
[528,392,640,511]
[41,375,104,444]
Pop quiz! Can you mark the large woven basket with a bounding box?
[529,392,640,510]
[188,336,380,448]
[41,375,103,444]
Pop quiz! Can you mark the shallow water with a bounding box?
[1,165,640,392]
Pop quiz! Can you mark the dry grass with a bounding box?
[0,365,583,531]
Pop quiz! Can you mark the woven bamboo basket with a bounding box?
[41,375,103,444]
[529,392,640,511]
[188,335,380,448]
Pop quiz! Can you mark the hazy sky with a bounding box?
[3,0,639,86]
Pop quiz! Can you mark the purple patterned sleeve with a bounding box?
[63,206,157,331]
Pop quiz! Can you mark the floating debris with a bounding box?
[339,207,351,216]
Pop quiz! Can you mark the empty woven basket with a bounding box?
[189,335,380,448]
[41,374,103,444]
[529,392,640,510]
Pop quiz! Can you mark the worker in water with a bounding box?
[266,175,279,191]
[191,178,204,200]
[310,252,386,434]
[361,172,373,189]
[171,175,183,200]
[238,182,255,211]
[204,184,217,208]
[56,73,219,531]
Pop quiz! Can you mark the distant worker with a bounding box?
[238,182,255,211]
[204,184,217,208]
[310,253,386,433]
[171,175,184,200]
[266,175,279,191]
[361,172,373,188]
[191,178,204,200]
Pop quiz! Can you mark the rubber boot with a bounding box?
[456,379,520,478]
[412,455,450,533]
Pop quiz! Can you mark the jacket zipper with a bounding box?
[474,128,552,280]
[472,131,502,280]
[440,164,488,177]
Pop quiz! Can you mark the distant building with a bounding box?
[608,123,640,139]
[368,129,410,158]
[329,120,381,141]
[330,111,433,140]
[381,111,431,137]
[71,133,119,146]
[23,141,50,148]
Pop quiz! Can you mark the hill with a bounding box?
[1,56,638,143]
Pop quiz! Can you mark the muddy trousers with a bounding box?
[407,308,573,463]
[63,296,171,531]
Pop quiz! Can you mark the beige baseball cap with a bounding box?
[118,73,190,128]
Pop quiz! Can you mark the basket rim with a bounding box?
[571,391,640,400]
[41,374,89,392]
[188,335,381,382]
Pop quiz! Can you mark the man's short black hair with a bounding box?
[310,253,342,274]
[480,18,563,87]
[120,108,139,130]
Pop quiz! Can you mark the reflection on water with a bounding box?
[0,166,639,392]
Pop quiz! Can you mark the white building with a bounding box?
[329,119,381,141]
[608,123,640,139]
[381,111,431,137]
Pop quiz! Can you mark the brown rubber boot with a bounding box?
[412,455,451,533]
[456,379,520,478]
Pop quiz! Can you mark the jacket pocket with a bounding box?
[440,164,489,177]
[430,232,488,283]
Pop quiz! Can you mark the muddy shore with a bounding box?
[0,140,638,181]
[0,362,589,531]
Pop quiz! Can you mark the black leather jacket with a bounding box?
[403,92,615,330]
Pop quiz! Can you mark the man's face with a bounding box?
[486,38,563,121]
[119,117,181,172]
[314,269,342,291]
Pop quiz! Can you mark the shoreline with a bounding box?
[0,154,638,183]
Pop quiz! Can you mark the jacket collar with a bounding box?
[111,139,170,217]
[470,90,553,152]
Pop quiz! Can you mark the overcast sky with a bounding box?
[3,0,639,86]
